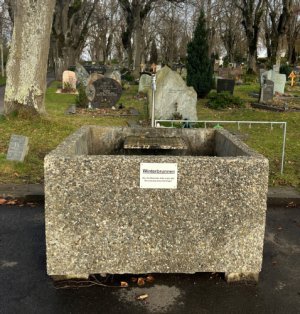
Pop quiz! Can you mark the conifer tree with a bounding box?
[186,11,213,98]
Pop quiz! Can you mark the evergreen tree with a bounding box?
[186,11,213,98]
[150,39,158,64]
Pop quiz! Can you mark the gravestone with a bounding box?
[259,79,274,103]
[104,70,121,85]
[273,74,286,94]
[217,78,235,94]
[273,65,280,73]
[148,66,197,120]
[6,135,29,162]
[88,77,122,108]
[138,74,152,93]
[62,71,77,90]
[75,63,89,87]
[86,73,104,102]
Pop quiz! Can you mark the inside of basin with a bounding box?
[82,127,251,157]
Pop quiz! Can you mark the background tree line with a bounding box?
[1,0,300,115]
[1,0,300,77]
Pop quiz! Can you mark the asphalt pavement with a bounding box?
[0,204,299,314]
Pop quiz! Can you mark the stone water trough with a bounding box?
[45,126,269,282]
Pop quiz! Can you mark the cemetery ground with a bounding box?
[0,81,299,189]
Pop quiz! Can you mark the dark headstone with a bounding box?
[6,135,29,162]
[259,79,274,103]
[217,79,235,94]
[90,77,122,108]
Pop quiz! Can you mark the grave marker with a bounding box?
[62,70,77,90]
[7,135,29,162]
[89,77,122,108]
[260,79,274,103]
[217,78,235,94]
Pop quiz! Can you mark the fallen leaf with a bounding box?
[137,277,145,286]
[0,198,6,205]
[6,200,17,205]
[145,275,154,283]
[131,277,138,283]
[137,294,148,301]
[120,281,128,287]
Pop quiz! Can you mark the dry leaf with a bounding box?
[120,281,128,287]
[0,198,6,205]
[131,277,138,283]
[145,275,154,283]
[137,277,145,286]
[6,200,17,205]
[137,294,148,301]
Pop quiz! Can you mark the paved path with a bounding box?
[0,204,300,313]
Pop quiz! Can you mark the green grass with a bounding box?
[0,75,6,85]
[0,81,299,188]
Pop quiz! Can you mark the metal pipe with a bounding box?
[151,74,156,127]
[281,123,287,175]
[155,119,287,174]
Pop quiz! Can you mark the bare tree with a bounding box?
[236,0,265,73]
[265,0,294,65]
[51,0,99,80]
[118,0,184,76]
[4,0,55,115]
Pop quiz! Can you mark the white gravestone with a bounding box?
[7,135,29,162]
[138,74,152,93]
[148,66,198,121]
[62,71,77,90]
[261,70,286,94]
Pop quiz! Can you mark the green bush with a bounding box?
[75,84,89,108]
[207,91,243,110]
[280,64,292,79]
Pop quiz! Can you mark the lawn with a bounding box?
[0,81,299,188]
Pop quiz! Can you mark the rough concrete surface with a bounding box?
[0,205,299,314]
[45,127,268,277]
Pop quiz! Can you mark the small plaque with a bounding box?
[7,135,29,162]
[140,163,177,189]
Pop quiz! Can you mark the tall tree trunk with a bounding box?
[132,4,142,77]
[4,0,55,116]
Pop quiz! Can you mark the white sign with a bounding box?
[140,163,178,189]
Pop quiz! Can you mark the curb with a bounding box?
[0,184,44,203]
[0,185,299,206]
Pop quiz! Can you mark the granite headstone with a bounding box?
[260,79,274,103]
[75,63,89,87]
[138,74,152,93]
[7,135,29,162]
[217,78,235,94]
[90,78,122,108]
